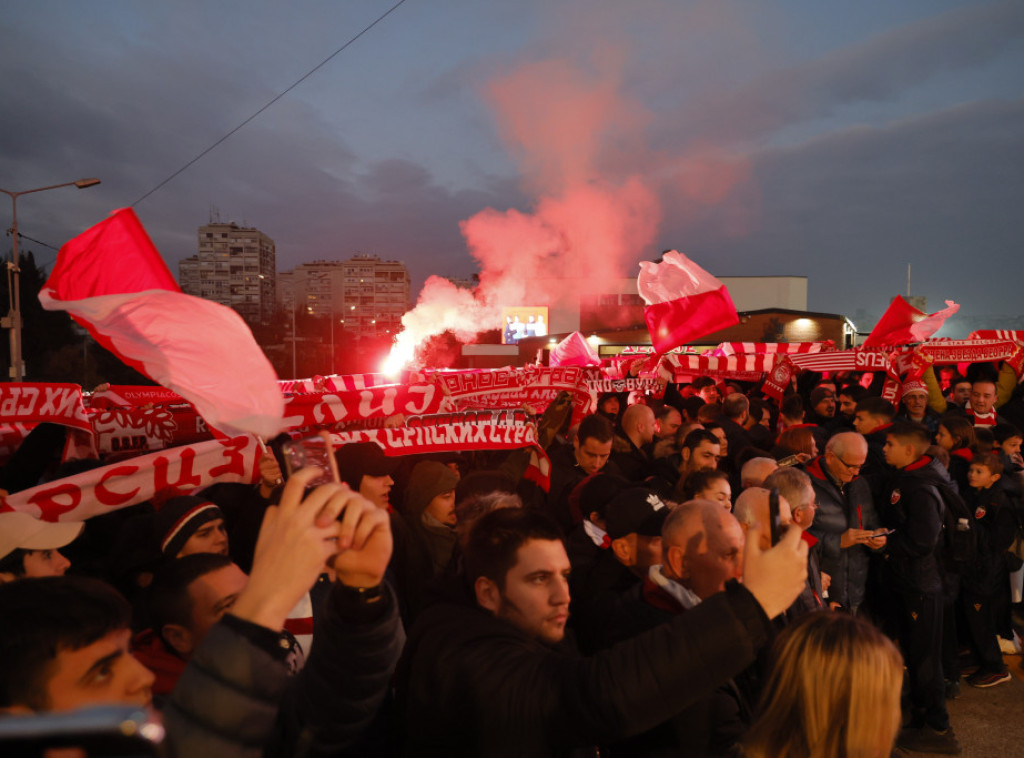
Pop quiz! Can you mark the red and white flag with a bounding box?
[637,250,739,353]
[549,332,601,367]
[862,295,960,348]
[39,208,285,440]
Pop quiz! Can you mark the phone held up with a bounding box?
[271,430,341,489]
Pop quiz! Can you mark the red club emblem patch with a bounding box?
[890,489,901,505]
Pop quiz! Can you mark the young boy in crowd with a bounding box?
[960,453,1016,688]
[994,424,1023,468]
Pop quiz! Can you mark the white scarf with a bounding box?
[648,565,702,610]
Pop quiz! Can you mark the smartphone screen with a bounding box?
[277,431,340,488]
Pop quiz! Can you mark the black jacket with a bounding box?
[964,485,1017,593]
[806,457,879,610]
[861,424,896,505]
[163,582,404,758]
[397,579,772,757]
[600,578,756,758]
[880,456,948,595]
[546,446,623,535]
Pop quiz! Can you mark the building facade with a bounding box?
[279,254,410,339]
[179,221,276,325]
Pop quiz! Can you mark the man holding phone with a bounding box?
[804,432,886,614]
[0,468,402,757]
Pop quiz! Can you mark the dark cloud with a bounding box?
[2,0,1022,331]
[664,96,1024,325]
[654,1,1024,148]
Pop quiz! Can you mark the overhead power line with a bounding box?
[132,0,409,207]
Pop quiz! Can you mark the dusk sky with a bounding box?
[3,1,1022,337]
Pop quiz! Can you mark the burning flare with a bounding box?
[382,276,499,373]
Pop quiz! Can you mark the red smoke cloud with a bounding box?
[387,38,753,371]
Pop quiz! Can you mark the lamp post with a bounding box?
[1,178,101,381]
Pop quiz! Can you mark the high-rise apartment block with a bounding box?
[179,221,276,325]
[279,254,410,339]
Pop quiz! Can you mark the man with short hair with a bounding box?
[837,384,868,428]
[763,467,826,617]
[691,377,720,405]
[881,422,960,755]
[546,414,618,533]
[612,403,657,482]
[0,576,156,712]
[655,404,683,441]
[132,552,250,700]
[718,393,754,467]
[398,505,809,756]
[733,487,792,552]
[805,432,885,613]
[674,429,722,497]
[0,469,403,757]
[946,376,972,408]
[925,365,1016,428]
[740,457,778,490]
[603,500,753,756]
[853,396,897,503]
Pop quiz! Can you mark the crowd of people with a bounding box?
[2,358,1024,757]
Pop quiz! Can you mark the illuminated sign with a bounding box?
[501,306,549,344]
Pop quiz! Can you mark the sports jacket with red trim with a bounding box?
[880,456,948,594]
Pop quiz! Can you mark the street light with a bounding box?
[1,178,101,381]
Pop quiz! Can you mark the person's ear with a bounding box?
[474,576,501,614]
[610,537,633,565]
[161,624,195,657]
[667,544,687,579]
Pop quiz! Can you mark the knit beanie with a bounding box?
[405,461,459,519]
[335,441,397,491]
[809,386,834,410]
[154,496,224,557]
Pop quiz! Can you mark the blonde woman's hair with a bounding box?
[743,612,903,758]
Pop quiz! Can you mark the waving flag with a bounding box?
[39,208,285,440]
[862,295,960,348]
[549,332,601,367]
[637,250,738,353]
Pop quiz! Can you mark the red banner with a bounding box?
[433,367,595,428]
[0,383,91,432]
[87,385,187,408]
[586,377,665,395]
[89,405,213,457]
[282,383,451,432]
[328,423,539,457]
[711,341,834,357]
[658,354,777,383]
[0,436,261,522]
